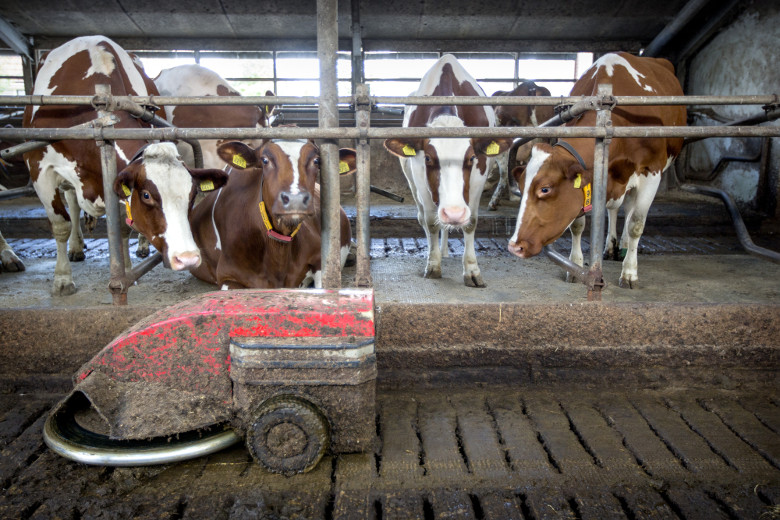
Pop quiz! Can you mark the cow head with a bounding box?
[384,135,511,228]
[114,142,228,270]
[493,82,555,128]
[508,142,590,258]
[217,140,357,237]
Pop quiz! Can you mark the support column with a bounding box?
[317,0,341,289]
[355,83,372,287]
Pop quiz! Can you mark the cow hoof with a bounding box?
[1,252,25,272]
[464,273,486,288]
[618,277,636,289]
[424,266,442,279]
[68,250,86,262]
[487,200,498,211]
[52,281,77,296]
[83,214,98,233]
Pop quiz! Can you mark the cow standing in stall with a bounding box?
[508,52,686,288]
[487,82,555,210]
[23,36,227,295]
[384,54,512,287]
[188,140,354,289]
[153,64,275,171]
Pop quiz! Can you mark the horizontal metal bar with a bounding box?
[543,245,589,281]
[0,94,777,108]
[0,183,35,201]
[1,125,778,141]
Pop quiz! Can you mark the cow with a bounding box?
[384,54,512,287]
[508,52,686,288]
[487,82,555,210]
[22,35,227,295]
[153,64,274,170]
[188,139,354,289]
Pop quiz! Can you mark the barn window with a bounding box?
[0,52,24,96]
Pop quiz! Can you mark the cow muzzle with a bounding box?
[170,251,202,271]
[508,239,540,259]
[277,191,312,214]
[439,205,470,227]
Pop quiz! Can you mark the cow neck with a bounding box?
[554,141,592,215]
[258,173,302,243]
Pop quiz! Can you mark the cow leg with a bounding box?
[0,231,24,272]
[603,202,622,261]
[423,219,442,279]
[618,173,662,289]
[51,217,77,296]
[440,228,449,258]
[136,234,150,258]
[487,151,509,211]
[462,223,484,287]
[566,215,587,283]
[63,186,86,262]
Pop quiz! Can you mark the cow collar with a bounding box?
[554,141,592,214]
[258,176,302,243]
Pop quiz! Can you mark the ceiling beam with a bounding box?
[0,15,32,58]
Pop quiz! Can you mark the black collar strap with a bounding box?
[554,141,587,170]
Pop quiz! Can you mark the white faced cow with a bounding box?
[22,36,226,295]
[384,54,511,287]
[508,52,686,288]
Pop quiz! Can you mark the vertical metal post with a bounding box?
[355,83,372,287]
[587,84,613,301]
[317,0,341,289]
[95,84,128,305]
[351,0,364,95]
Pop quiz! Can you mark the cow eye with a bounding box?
[539,187,551,196]
[313,157,320,166]
[261,157,269,166]
[424,155,432,164]
[140,190,154,204]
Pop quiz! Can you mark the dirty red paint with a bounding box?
[75,289,374,406]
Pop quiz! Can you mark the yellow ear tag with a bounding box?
[121,184,131,197]
[573,173,582,189]
[339,161,350,174]
[124,200,132,221]
[485,141,500,155]
[233,154,247,168]
[583,183,592,210]
[402,144,416,156]
[200,179,215,192]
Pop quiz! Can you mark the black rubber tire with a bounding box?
[246,396,330,476]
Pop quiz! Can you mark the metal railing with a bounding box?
[1,89,778,302]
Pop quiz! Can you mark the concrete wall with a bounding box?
[683,0,779,215]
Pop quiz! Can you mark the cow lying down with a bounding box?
[188,140,354,289]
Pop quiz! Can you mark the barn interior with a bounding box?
[0,1,779,518]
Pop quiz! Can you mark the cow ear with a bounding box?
[188,168,230,192]
[473,138,512,157]
[114,165,138,200]
[261,90,276,123]
[217,141,256,170]
[511,165,526,198]
[384,138,421,158]
[338,148,357,175]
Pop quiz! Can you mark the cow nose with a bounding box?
[170,251,201,271]
[508,240,525,258]
[440,206,468,225]
[279,191,311,212]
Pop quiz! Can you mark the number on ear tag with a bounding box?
[402,144,416,156]
[339,161,350,174]
[121,184,131,197]
[485,141,500,155]
[200,180,215,192]
[233,155,247,168]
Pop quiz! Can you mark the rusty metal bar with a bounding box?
[317,0,341,289]
[680,184,780,264]
[354,83,372,287]
[1,94,777,108]
[2,125,779,142]
[586,84,613,301]
[94,84,128,306]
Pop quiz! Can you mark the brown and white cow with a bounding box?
[508,52,686,288]
[384,54,512,287]
[153,64,274,170]
[22,36,226,295]
[188,140,354,289]
[487,82,555,210]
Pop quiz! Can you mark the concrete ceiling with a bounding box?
[0,0,744,60]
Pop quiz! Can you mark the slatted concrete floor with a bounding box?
[1,384,778,519]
